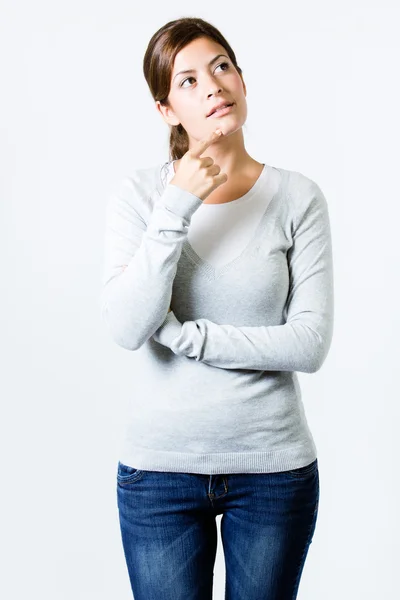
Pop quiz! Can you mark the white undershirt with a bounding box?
[166,161,282,270]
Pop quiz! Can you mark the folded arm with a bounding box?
[152,181,334,373]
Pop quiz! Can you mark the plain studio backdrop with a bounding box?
[1,1,399,598]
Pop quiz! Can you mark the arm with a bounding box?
[152,181,334,373]
[100,172,202,350]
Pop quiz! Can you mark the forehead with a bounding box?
[172,38,226,73]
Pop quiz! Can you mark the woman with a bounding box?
[101,16,334,600]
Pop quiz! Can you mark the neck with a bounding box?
[188,128,255,178]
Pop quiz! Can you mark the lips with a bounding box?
[206,102,234,118]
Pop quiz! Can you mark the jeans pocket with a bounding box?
[117,461,145,484]
[286,458,318,478]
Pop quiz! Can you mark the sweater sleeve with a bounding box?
[100,171,203,350]
[152,181,334,373]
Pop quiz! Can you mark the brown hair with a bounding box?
[143,17,243,161]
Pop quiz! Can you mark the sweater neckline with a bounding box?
[159,161,289,280]
[183,167,288,280]
[169,160,268,207]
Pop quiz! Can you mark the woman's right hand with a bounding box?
[170,129,228,201]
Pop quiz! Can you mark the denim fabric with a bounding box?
[116,458,319,599]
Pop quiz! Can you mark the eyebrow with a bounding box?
[173,54,229,82]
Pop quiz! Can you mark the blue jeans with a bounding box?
[116,458,319,600]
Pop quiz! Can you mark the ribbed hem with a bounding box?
[118,443,318,475]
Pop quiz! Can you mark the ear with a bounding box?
[155,100,180,127]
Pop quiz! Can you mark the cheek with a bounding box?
[232,79,246,98]
[178,101,201,122]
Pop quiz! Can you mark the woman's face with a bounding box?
[156,36,247,142]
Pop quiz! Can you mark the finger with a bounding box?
[190,129,223,158]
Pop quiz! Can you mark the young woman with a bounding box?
[101,16,334,600]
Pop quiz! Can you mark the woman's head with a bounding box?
[143,18,247,160]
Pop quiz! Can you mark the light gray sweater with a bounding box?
[100,160,334,474]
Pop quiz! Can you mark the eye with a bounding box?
[179,62,231,88]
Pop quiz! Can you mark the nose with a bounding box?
[208,86,222,98]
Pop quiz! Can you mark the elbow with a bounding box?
[104,328,140,352]
[100,302,165,351]
[303,333,332,373]
[295,323,332,373]
[100,303,141,351]
[111,334,140,352]
[303,357,323,374]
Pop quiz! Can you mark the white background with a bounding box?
[1,1,399,598]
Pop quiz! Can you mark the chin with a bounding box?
[218,119,245,136]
